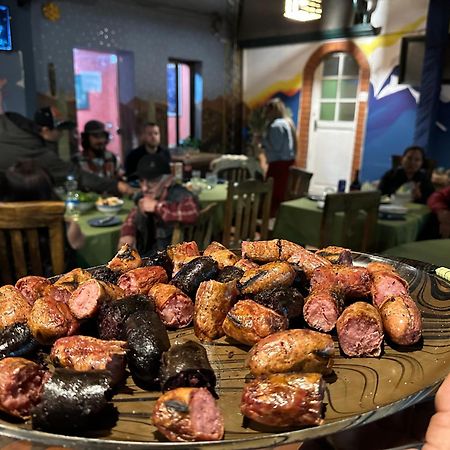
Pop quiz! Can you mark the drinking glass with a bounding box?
[206,172,218,189]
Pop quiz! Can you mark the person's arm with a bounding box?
[65,220,85,250]
[427,187,450,213]
[118,208,137,249]
[155,196,200,224]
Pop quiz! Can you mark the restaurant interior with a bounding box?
[1,0,450,449]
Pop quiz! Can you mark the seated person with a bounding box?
[427,185,450,238]
[0,159,85,274]
[73,120,120,178]
[378,146,434,204]
[125,122,171,182]
[118,154,200,255]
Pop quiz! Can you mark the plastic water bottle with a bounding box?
[65,174,80,221]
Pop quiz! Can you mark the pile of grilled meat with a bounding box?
[0,239,422,441]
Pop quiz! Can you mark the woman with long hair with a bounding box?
[261,98,297,216]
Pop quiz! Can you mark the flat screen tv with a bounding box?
[0,5,12,51]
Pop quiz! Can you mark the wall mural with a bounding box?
[242,0,431,182]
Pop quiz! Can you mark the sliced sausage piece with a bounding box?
[54,268,92,292]
[203,242,239,269]
[336,302,384,357]
[167,241,200,275]
[241,240,280,262]
[117,266,168,296]
[315,246,353,266]
[68,279,125,320]
[380,295,422,346]
[160,341,216,394]
[43,285,71,303]
[171,257,219,299]
[108,243,143,273]
[279,239,308,261]
[222,300,288,346]
[247,329,334,376]
[32,368,113,432]
[287,248,331,279]
[0,357,49,419]
[0,323,39,360]
[303,290,342,333]
[194,280,238,342]
[234,258,259,271]
[50,335,127,385]
[148,283,194,329]
[15,276,51,306]
[239,261,296,295]
[28,295,79,345]
[241,372,325,427]
[0,285,32,329]
[152,387,224,442]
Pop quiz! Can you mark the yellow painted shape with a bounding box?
[358,16,426,56]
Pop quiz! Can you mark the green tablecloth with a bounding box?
[76,184,229,268]
[383,239,450,267]
[272,198,431,252]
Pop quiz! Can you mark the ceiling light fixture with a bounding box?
[284,0,322,22]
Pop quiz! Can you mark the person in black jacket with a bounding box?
[125,122,171,182]
[378,146,434,204]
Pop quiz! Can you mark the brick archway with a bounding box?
[296,41,370,179]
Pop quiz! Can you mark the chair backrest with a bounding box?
[171,202,218,250]
[0,201,66,284]
[285,166,313,200]
[320,191,381,252]
[222,178,273,248]
[217,167,252,183]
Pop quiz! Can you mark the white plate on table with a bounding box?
[379,204,408,220]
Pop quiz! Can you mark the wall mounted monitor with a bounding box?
[0,5,12,51]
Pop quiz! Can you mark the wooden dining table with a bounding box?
[272,197,432,252]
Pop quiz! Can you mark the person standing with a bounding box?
[73,120,120,178]
[124,122,171,182]
[260,98,297,216]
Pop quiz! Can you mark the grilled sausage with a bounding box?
[380,295,422,346]
[149,283,194,329]
[167,241,200,275]
[125,309,170,387]
[0,285,32,329]
[203,242,239,269]
[0,357,49,419]
[216,266,244,283]
[287,248,332,279]
[279,239,311,261]
[117,266,168,296]
[241,240,280,262]
[108,243,143,273]
[367,262,409,308]
[97,295,153,341]
[234,258,259,271]
[0,323,39,360]
[68,279,125,320]
[222,300,288,346]
[303,290,342,333]
[253,286,304,322]
[15,276,51,305]
[239,262,296,295]
[160,341,216,394]
[194,280,238,342]
[54,268,93,292]
[51,336,127,385]
[32,368,114,432]
[241,372,325,427]
[89,266,120,284]
[247,329,334,376]
[336,302,384,357]
[43,285,71,303]
[315,246,353,266]
[28,295,79,345]
[152,387,224,442]
[171,257,219,299]
[143,250,173,277]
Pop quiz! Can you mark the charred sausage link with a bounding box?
[54,268,92,292]
[241,372,325,427]
[203,242,239,269]
[241,240,280,262]
[315,246,353,266]
[167,241,200,275]
[15,276,51,306]
[117,266,168,296]
[108,243,143,273]
[0,285,32,329]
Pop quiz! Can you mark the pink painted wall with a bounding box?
[168,63,191,147]
[73,49,122,161]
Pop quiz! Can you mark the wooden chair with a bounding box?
[320,191,381,252]
[217,167,252,183]
[171,202,218,250]
[222,178,273,248]
[0,201,66,284]
[285,167,313,200]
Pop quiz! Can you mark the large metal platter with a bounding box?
[0,252,449,449]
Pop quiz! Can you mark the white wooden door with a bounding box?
[307,53,359,195]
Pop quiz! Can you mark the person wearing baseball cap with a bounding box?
[72,120,120,178]
[34,106,75,143]
[118,153,200,254]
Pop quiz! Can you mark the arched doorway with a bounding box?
[297,41,370,194]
